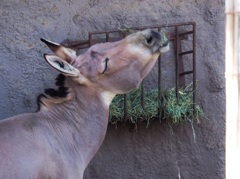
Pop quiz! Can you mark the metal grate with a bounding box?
[62,21,196,121]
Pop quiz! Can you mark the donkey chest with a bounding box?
[37,150,84,179]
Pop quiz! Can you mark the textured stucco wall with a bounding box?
[0,0,225,178]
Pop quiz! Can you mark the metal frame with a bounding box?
[62,21,197,120]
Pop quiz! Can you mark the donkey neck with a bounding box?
[39,81,115,167]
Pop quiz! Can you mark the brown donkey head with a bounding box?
[41,29,169,98]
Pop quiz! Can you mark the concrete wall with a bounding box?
[0,0,225,178]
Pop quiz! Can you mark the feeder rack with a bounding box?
[62,21,197,121]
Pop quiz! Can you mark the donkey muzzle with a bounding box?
[145,29,169,53]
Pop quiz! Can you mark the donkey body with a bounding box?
[0,29,169,179]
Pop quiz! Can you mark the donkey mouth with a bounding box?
[150,29,169,54]
[158,29,169,53]
[153,41,169,54]
[159,41,169,53]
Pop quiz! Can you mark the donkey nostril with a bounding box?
[146,35,153,44]
[146,34,155,46]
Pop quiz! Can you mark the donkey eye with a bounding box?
[102,58,109,74]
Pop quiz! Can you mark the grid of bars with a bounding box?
[62,21,196,121]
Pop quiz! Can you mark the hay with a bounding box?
[109,83,204,127]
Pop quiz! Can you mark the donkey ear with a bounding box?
[44,54,79,77]
[41,38,77,63]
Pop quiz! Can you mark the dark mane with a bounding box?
[36,74,69,111]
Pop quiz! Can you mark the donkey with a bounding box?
[0,29,169,179]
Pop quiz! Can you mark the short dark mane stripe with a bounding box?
[36,94,47,112]
[55,74,65,86]
[44,86,68,98]
[36,74,69,112]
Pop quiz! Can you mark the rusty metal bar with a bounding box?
[61,39,89,48]
[175,26,180,99]
[179,70,194,76]
[158,54,162,121]
[89,33,92,46]
[178,30,194,36]
[179,50,194,56]
[177,36,186,88]
[192,23,197,114]
[141,82,145,110]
